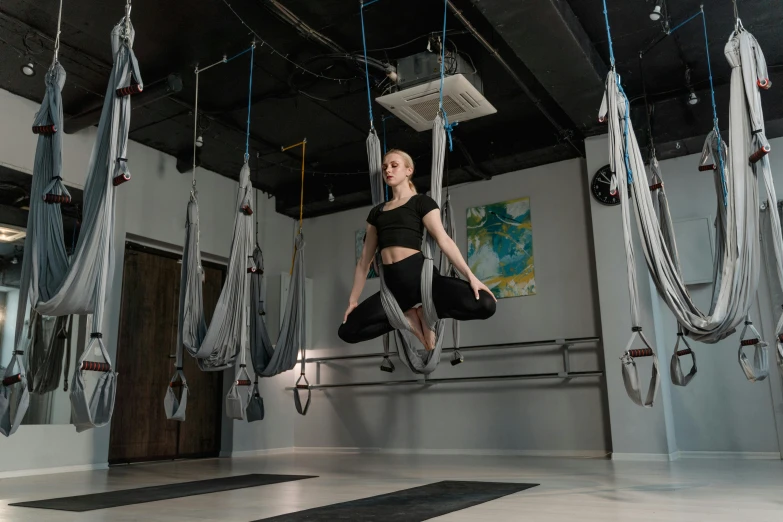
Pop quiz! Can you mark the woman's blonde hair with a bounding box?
[384,149,416,193]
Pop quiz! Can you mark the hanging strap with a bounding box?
[738,317,769,382]
[70,332,117,432]
[670,328,697,387]
[619,328,660,408]
[246,376,265,422]
[164,316,188,421]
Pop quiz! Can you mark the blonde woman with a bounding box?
[339,149,496,350]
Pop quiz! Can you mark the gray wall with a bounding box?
[585,134,783,458]
[292,157,610,455]
[653,143,783,455]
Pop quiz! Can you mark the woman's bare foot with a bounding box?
[415,307,437,351]
[404,308,428,349]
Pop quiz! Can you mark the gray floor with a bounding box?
[1,452,782,521]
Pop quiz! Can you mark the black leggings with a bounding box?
[338,252,496,344]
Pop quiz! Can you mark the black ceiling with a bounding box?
[1,0,782,219]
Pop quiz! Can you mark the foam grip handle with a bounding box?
[675,348,693,357]
[241,204,253,216]
[113,172,131,186]
[247,267,263,274]
[740,338,760,346]
[32,124,57,135]
[81,361,111,372]
[380,365,394,373]
[749,145,771,164]
[43,194,72,204]
[698,164,716,172]
[758,78,771,90]
[116,84,143,97]
[169,381,183,388]
[778,333,783,343]
[236,379,252,386]
[295,383,310,389]
[628,348,654,358]
[649,183,663,191]
[2,374,22,386]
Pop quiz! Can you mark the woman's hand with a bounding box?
[469,276,497,302]
[343,301,359,323]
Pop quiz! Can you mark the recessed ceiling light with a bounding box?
[0,224,27,243]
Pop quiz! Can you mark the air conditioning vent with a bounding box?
[376,74,497,132]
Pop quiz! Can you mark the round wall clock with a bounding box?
[591,164,620,206]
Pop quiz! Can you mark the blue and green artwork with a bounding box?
[355,228,378,279]
[467,197,535,298]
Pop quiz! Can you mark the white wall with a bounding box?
[291,157,610,455]
[0,87,295,472]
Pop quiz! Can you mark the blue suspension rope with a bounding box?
[438,0,457,151]
[700,7,728,207]
[244,43,256,161]
[601,1,633,184]
[360,2,376,130]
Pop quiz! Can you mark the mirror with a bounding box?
[0,164,86,425]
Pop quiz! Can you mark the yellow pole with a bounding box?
[281,138,307,274]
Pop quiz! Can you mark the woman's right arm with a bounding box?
[344,224,378,322]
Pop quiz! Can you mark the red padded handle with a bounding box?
[43,194,72,204]
[749,145,771,164]
[2,374,22,386]
[113,172,131,186]
[81,361,111,372]
[740,338,759,346]
[32,124,57,135]
[628,348,654,358]
[116,84,143,97]
[675,348,693,357]
[236,379,252,386]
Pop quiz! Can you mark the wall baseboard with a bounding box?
[0,463,109,479]
[677,451,781,460]
[611,451,781,462]
[611,452,679,462]
[224,447,294,458]
[294,447,610,458]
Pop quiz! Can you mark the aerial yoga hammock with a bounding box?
[359,0,462,375]
[598,1,783,407]
[1,0,142,436]
[243,139,308,418]
[166,44,308,421]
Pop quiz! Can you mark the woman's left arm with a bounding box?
[422,210,497,301]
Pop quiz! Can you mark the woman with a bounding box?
[339,149,497,350]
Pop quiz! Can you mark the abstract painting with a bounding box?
[355,229,378,279]
[467,197,535,298]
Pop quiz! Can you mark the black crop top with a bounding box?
[366,194,440,251]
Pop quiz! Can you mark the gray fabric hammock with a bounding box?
[248,238,306,379]
[599,23,781,404]
[367,113,459,375]
[730,25,783,382]
[3,17,142,434]
[177,162,254,373]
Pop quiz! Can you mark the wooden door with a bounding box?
[109,243,224,464]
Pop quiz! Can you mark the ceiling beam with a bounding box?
[467,0,607,133]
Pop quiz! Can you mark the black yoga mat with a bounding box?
[11,473,316,512]
[254,480,537,521]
